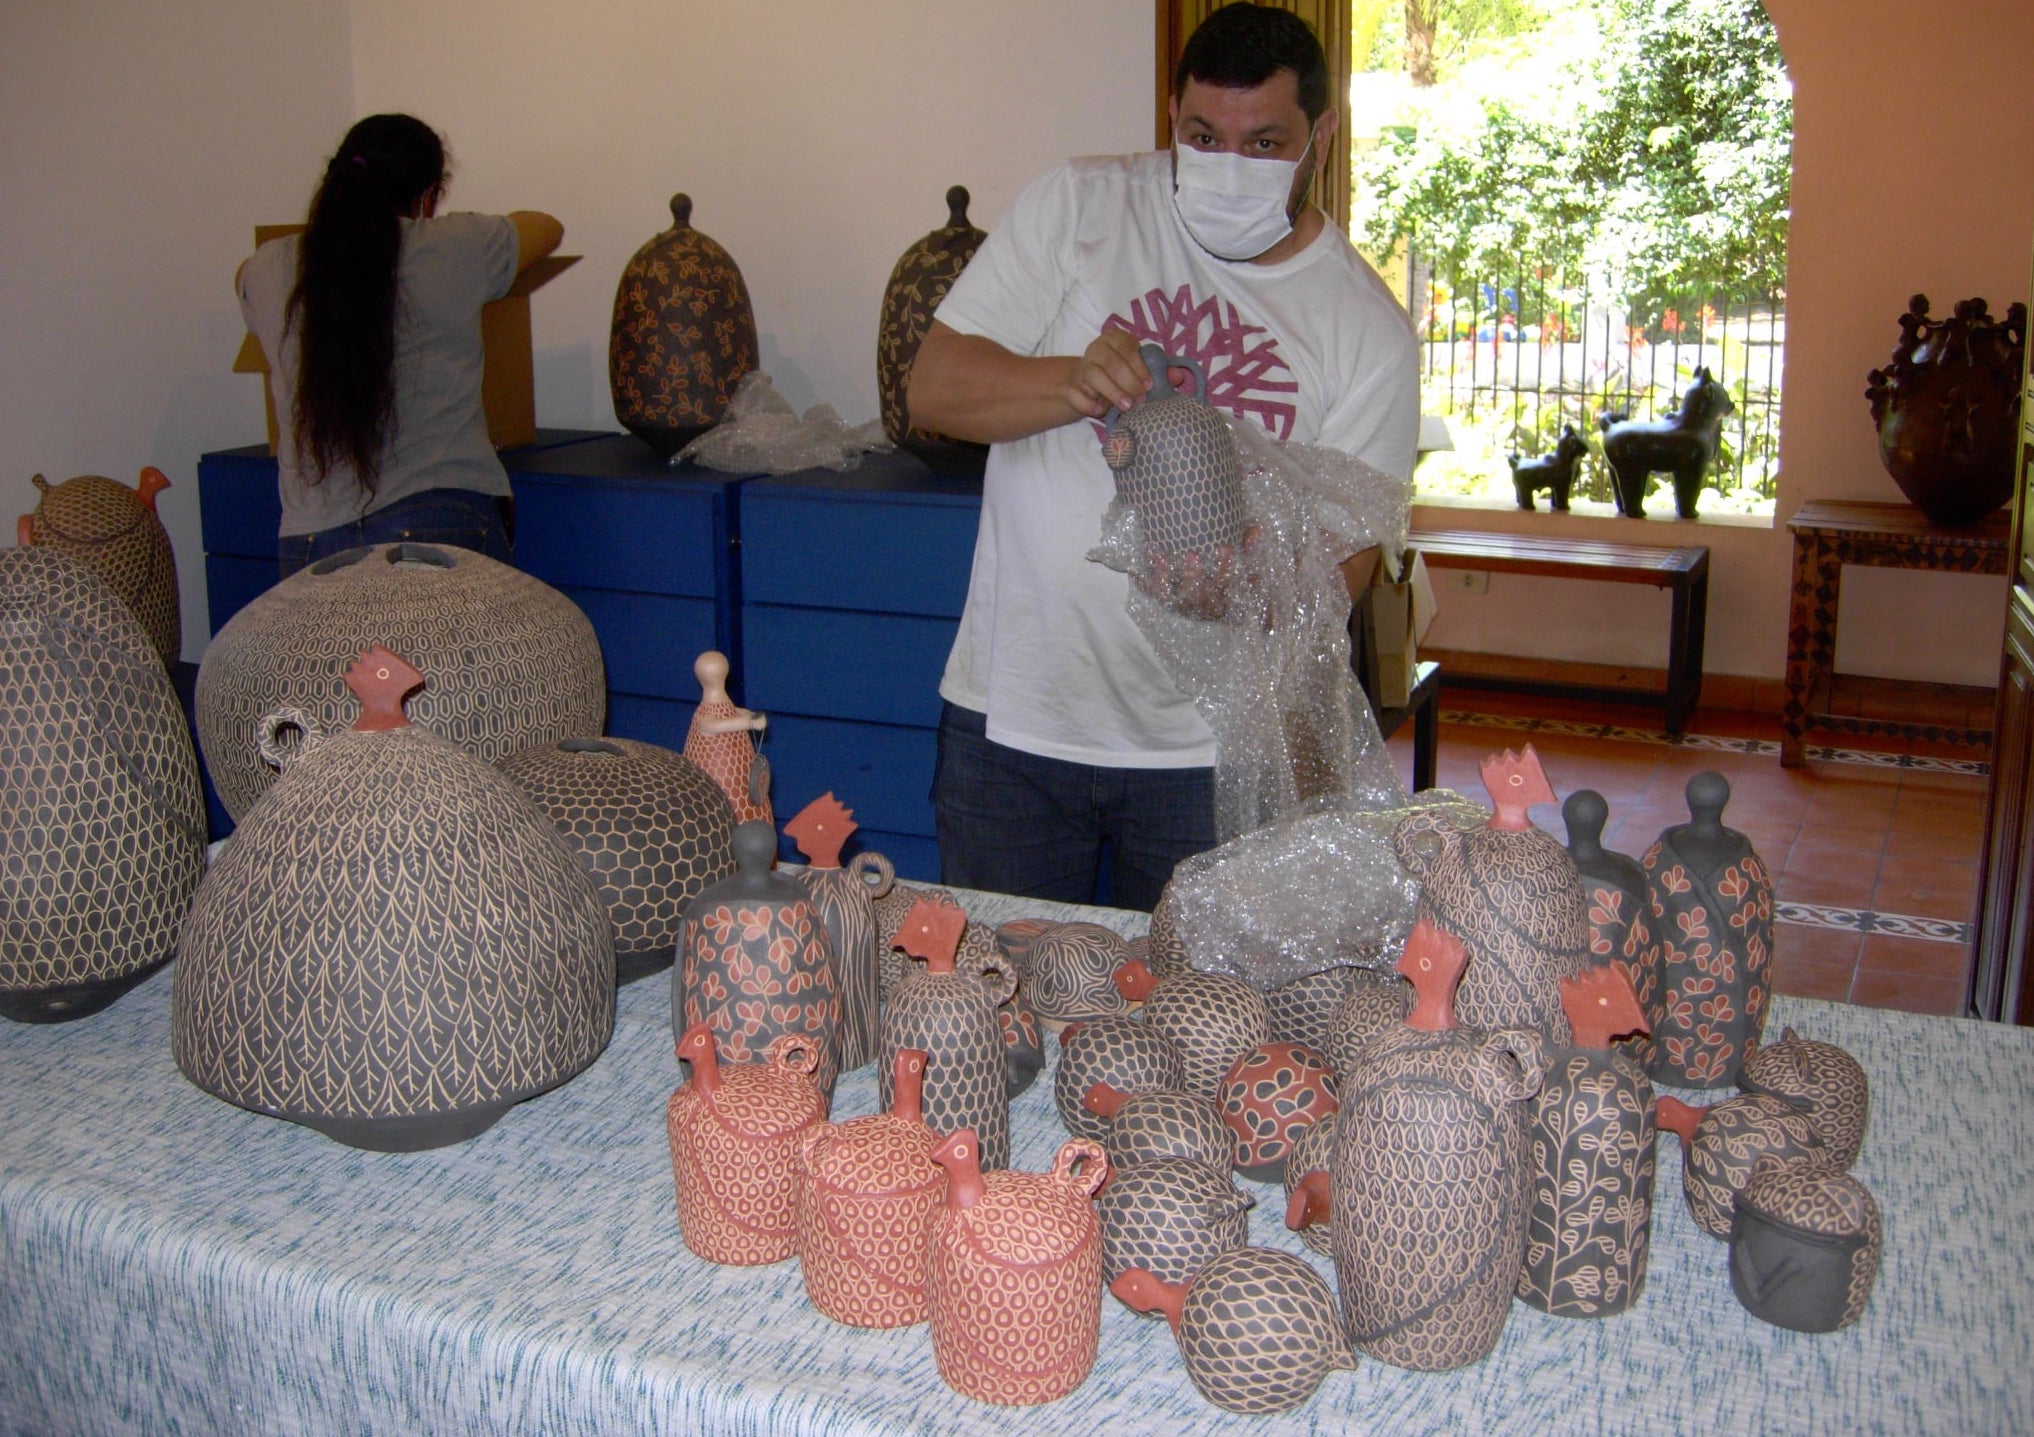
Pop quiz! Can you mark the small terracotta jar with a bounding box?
[1267,966,1365,1054]
[1100,343,1250,575]
[1217,1040,1338,1182]
[879,897,1012,1168]
[1082,1083,1232,1174]
[926,1130,1109,1407]
[1656,1093,1828,1239]
[1637,771,1775,1088]
[683,650,771,827]
[1730,1157,1882,1333]
[1096,1155,1253,1289]
[20,468,180,669]
[1519,964,1657,1319]
[1281,1113,1338,1256]
[1053,1014,1187,1142]
[1324,970,1413,1077]
[1393,745,1590,1045]
[1737,1027,1870,1170]
[1119,965,1273,1102]
[1026,921,1134,1032]
[1113,1250,1355,1415]
[678,820,841,1102]
[666,1025,825,1265]
[1331,919,1543,1372]
[785,792,895,1074]
[876,185,989,475]
[1565,789,1659,1070]
[794,1047,943,1328]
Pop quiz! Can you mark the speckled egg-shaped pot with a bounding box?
[1281,1112,1337,1256]
[1267,966,1365,1054]
[20,468,180,669]
[1137,970,1273,1101]
[877,186,988,474]
[1737,1027,1870,1170]
[1730,1157,1882,1333]
[1325,972,1413,1078]
[1054,1014,1187,1142]
[1097,1155,1252,1289]
[499,736,734,985]
[1083,1083,1232,1174]
[196,542,603,821]
[1657,1093,1829,1239]
[2,547,205,1023]
[1218,1040,1339,1182]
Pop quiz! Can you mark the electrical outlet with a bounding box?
[1446,568,1490,595]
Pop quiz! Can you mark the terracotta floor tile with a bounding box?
[1770,958,1857,1002]
[1773,922,1864,969]
[1870,857,1978,920]
[1856,934,1973,983]
[1847,967,1967,1017]
[1775,863,1880,910]
[1784,833,1889,876]
[1884,826,1985,865]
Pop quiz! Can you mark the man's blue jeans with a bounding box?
[931,702,1216,912]
[278,488,513,579]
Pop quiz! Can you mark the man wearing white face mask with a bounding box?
[909,2,1418,912]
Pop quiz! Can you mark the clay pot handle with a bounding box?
[850,850,895,900]
[764,1033,822,1079]
[1474,1028,1546,1107]
[1109,1269,1186,1333]
[1113,957,1159,1004]
[257,706,324,774]
[960,939,1018,1009]
[1050,1139,1111,1198]
[1285,1170,1332,1233]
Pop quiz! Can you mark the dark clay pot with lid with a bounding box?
[1564,789,1657,1067]
[1737,1026,1870,1170]
[1729,1156,1882,1333]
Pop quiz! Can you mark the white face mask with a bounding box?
[1171,134,1314,262]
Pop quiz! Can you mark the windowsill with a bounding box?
[1409,492,1777,531]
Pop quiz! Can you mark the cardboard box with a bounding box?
[234,224,578,453]
[1344,544,1436,711]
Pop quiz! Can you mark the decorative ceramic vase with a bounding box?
[1324,971,1413,1077]
[876,185,988,475]
[1025,921,1133,1032]
[665,1024,826,1265]
[1120,967,1273,1102]
[196,541,603,821]
[1097,1155,1252,1289]
[1144,886,1193,979]
[1330,920,1543,1371]
[1655,1093,1828,1239]
[794,1047,944,1327]
[785,792,895,1074]
[1267,966,1364,1054]
[609,192,760,457]
[1730,1157,1882,1333]
[1100,342,1249,570]
[1393,745,1590,1045]
[1053,1014,1187,1143]
[1112,1249,1355,1415]
[926,1130,1109,1407]
[1281,1112,1337,1256]
[20,468,180,669]
[2,548,205,1023]
[683,650,770,826]
[1737,1027,1871,1169]
[1565,788,1659,1070]
[498,736,735,985]
[172,647,614,1150]
[1637,772,1775,1088]
[878,896,1012,1169]
[678,820,841,1102]
[1865,294,2027,526]
[996,984,1048,1100]
[1519,965,1657,1318]
[1082,1083,1232,1174]
[1217,1040,1338,1182]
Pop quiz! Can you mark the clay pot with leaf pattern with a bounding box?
[879,895,1012,1169]
[1737,1027,1870,1169]
[1217,1040,1338,1182]
[1281,1112,1338,1256]
[1655,1093,1829,1239]
[1082,1082,1232,1174]
[19,467,180,669]
[1053,1014,1188,1142]
[785,791,894,1074]
[1096,1155,1253,1290]
[1729,1156,1882,1333]
[1564,788,1658,1068]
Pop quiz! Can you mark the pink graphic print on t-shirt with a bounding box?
[1104,285,1298,440]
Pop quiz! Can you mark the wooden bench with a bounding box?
[1409,530,1711,739]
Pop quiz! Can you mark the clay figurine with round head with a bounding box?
[684,649,771,825]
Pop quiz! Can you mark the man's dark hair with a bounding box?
[1174,4,1329,121]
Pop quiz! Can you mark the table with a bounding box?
[1782,500,2011,765]
[4,887,2032,1435]
[1371,657,1442,793]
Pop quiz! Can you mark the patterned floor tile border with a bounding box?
[1437,709,1989,777]
[1776,900,1972,946]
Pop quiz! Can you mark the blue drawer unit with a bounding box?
[739,452,981,880]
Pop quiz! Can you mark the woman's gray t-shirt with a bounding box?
[238,211,521,536]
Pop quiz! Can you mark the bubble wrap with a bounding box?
[676,371,893,474]
[1087,413,1414,841]
[1163,791,1491,990]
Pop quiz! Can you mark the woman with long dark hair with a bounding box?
[237,113,562,575]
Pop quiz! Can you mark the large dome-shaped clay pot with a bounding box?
[876,185,988,476]
[609,193,760,457]
[2,547,206,1022]
[19,468,180,669]
[499,736,735,985]
[1865,294,2026,526]
[171,646,615,1150]
[196,542,604,821]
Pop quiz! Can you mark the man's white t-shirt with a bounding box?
[932,150,1420,769]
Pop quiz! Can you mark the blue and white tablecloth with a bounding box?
[2,887,2031,1436]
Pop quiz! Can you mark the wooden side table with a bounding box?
[1781,499,2011,765]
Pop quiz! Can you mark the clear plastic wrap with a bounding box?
[675,371,893,474]
[1088,412,1414,841]
[1162,791,1492,990]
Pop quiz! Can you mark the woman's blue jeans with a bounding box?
[278,488,512,579]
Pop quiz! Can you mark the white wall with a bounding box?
[0,0,355,662]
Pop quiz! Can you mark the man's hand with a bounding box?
[1066,328,1155,420]
[1136,526,1261,622]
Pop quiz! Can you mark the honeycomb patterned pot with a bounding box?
[1130,969,1272,1102]
[1737,1026,1870,1170]
[1113,1249,1356,1415]
[1100,343,1249,567]
[879,897,1011,1169]
[1325,971,1413,1078]
[499,736,734,985]
[1083,1083,1232,1174]
[1657,1093,1828,1239]
[1096,1155,1252,1289]
[19,468,180,669]
[196,542,603,821]
[2,547,205,1022]
[172,647,614,1150]
[1053,1014,1187,1142]
[1217,1040,1338,1182]
[1730,1157,1882,1333]
[876,185,988,475]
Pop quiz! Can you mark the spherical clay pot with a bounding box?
[1736,1027,1870,1170]
[20,468,180,669]
[878,895,1012,1169]
[1025,921,1133,1031]
[1281,1112,1338,1256]
[1100,342,1249,570]
[195,541,603,821]
[1096,1154,1253,1289]
[1122,966,1274,1102]
[172,646,614,1150]
[1864,293,2026,526]
[1655,1093,1829,1239]
[876,185,988,475]
[1082,1082,1232,1174]
[1217,1040,1338,1182]
[1053,1014,1187,1142]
